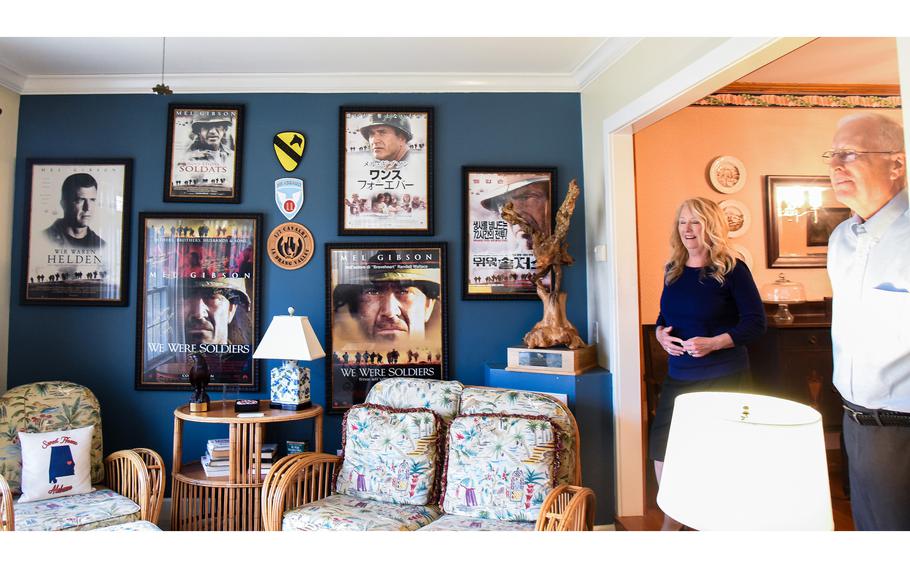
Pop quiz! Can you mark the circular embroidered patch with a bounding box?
[267,222,315,270]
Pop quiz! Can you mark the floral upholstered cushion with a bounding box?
[13,487,141,531]
[0,381,105,494]
[418,514,535,531]
[282,493,441,531]
[365,378,463,423]
[93,520,162,531]
[460,387,577,486]
[441,414,558,522]
[335,404,442,506]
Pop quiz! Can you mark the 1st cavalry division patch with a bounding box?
[267,222,315,270]
[273,131,306,172]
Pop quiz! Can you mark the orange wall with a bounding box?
[634,106,903,323]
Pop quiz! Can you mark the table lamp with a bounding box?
[760,273,807,324]
[253,307,325,410]
[657,392,833,530]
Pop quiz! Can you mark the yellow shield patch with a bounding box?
[273,131,306,172]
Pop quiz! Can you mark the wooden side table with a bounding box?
[170,400,323,531]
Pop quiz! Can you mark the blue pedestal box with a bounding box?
[484,362,615,525]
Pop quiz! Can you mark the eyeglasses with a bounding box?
[821,150,898,164]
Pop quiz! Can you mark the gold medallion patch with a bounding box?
[267,222,315,270]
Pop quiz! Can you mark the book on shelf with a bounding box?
[200,455,229,477]
[204,440,278,461]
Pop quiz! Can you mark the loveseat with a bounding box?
[0,381,165,531]
[261,378,595,531]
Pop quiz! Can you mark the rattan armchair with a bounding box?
[0,381,165,531]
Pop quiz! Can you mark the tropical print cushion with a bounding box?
[13,486,140,531]
[335,404,442,506]
[282,493,441,531]
[417,514,535,531]
[93,520,162,531]
[460,387,577,485]
[441,414,559,522]
[0,381,104,494]
[366,378,463,423]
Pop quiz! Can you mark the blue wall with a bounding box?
[7,92,587,483]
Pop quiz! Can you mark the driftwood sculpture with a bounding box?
[501,179,586,349]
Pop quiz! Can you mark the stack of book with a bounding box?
[200,438,279,477]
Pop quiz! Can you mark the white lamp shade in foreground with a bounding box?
[252,312,325,361]
[656,392,833,530]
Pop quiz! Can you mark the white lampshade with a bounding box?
[252,307,325,361]
[656,392,833,531]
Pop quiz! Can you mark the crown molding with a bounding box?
[573,38,642,90]
[18,71,590,95]
[0,61,26,93]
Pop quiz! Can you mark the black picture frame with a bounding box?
[462,166,557,300]
[135,212,262,391]
[338,106,434,235]
[807,207,851,247]
[163,103,245,204]
[325,242,449,413]
[20,158,132,306]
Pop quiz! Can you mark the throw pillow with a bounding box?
[17,425,95,503]
[335,404,442,506]
[440,414,560,522]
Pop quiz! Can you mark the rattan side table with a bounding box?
[170,400,323,531]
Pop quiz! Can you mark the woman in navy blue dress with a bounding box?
[652,197,766,529]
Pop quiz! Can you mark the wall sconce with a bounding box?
[777,184,825,223]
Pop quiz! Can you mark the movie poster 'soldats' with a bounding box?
[464,168,555,299]
[327,244,447,411]
[24,160,130,305]
[165,105,243,202]
[340,108,432,234]
[136,214,260,390]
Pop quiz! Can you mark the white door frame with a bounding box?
[601,37,814,517]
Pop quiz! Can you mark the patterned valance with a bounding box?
[694,93,901,109]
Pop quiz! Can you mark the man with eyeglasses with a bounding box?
[825,112,910,530]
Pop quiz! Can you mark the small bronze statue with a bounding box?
[501,179,586,349]
[188,353,211,412]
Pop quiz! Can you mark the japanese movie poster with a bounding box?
[22,159,131,305]
[327,243,448,411]
[136,214,261,391]
[164,104,244,203]
[340,107,433,235]
[463,167,555,299]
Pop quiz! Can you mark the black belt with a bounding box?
[843,405,910,427]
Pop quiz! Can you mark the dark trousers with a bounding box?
[843,410,910,530]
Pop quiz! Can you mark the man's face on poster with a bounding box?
[365,125,408,161]
[183,287,238,344]
[502,181,549,246]
[62,185,98,229]
[196,123,227,150]
[355,281,436,341]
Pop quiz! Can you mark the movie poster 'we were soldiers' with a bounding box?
[136,214,261,391]
[327,243,448,411]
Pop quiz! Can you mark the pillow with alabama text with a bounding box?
[17,426,94,503]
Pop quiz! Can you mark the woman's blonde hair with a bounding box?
[664,197,738,286]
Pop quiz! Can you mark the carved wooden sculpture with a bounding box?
[501,179,586,349]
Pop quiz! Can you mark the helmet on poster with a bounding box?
[359,113,413,142]
[191,117,233,135]
[192,277,250,308]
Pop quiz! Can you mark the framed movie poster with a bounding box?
[462,166,556,300]
[21,158,132,306]
[164,104,244,203]
[136,213,262,391]
[326,242,448,412]
[339,106,434,235]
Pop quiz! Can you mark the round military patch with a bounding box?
[266,222,315,270]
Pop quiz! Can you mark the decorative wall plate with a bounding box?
[719,198,750,238]
[709,156,747,194]
[732,244,754,271]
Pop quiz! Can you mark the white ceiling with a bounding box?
[0,37,638,94]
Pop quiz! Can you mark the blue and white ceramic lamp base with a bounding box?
[270,360,312,410]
